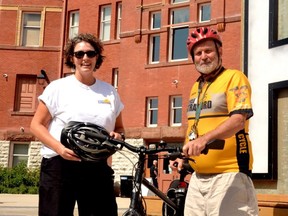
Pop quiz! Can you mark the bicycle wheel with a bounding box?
[162,202,176,216]
[123,209,143,216]
[123,197,146,216]
[162,179,187,216]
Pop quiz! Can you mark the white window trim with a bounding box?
[199,3,211,23]
[151,11,161,30]
[21,12,42,47]
[112,68,119,90]
[9,142,30,168]
[170,96,182,126]
[147,97,158,127]
[116,3,122,39]
[69,11,79,39]
[169,25,189,62]
[100,5,111,41]
[171,0,189,4]
[149,34,160,64]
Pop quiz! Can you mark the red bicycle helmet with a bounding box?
[187,27,222,58]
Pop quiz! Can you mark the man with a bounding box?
[177,27,259,216]
[150,160,158,188]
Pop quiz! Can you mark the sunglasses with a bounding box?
[73,50,97,59]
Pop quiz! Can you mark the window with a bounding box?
[149,35,160,63]
[151,11,161,29]
[265,80,288,180]
[171,8,189,24]
[170,8,189,61]
[112,68,119,89]
[100,5,111,41]
[21,12,41,46]
[14,75,37,112]
[269,0,288,47]
[170,96,182,126]
[10,143,29,167]
[199,3,211,23]
[147,97,158,127]
[69,11,79,39]
[116,3,122,39]
[172,0,189,3]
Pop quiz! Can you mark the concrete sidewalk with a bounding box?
[0,193,130,216]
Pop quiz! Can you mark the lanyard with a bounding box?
[195,81,212,124]
[189,81,212,140]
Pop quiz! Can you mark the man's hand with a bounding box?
[183,136,209,157]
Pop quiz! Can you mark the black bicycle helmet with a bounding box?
[61,121,117,162]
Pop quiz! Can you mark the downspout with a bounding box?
[135,0,143,43]
[217,0,226,32]
[59,0,68,78]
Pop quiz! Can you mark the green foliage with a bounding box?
[0,162,39,194]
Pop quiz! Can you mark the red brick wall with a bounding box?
[0,0,243,141]
[0,2,63,137]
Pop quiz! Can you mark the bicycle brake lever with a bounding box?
[166,152,184,160]
[201,139,225,155]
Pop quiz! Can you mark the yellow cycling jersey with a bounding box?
[186,68,254,175]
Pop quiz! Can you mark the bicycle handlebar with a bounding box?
[85,130,182,155]
[84,130,225,159]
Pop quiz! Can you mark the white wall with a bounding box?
[248,0,288,173]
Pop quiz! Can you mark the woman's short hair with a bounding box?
[64,33,105,70]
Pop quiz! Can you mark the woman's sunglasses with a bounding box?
[73,50,97,59]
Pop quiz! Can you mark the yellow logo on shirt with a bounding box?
[229,85,248,103]
[98,98,111,104]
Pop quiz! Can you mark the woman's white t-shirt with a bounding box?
[38,75,124,158]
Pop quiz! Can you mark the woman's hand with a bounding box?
[56,143,81,161]
[110,131,125,141]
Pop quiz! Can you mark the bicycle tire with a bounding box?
[161,179,187,216]
[162,202,177,216]
[123,209,144,216]
[123,197,146,216]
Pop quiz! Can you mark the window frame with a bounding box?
[257,80,288,180]
[112,68,119,90]
[146,97,158,127]
[170,96,182,126]
[149,34,160,64]
[269,0,288,48]
[69,11,79,39]
[169,25,189,62]
[100,5,111,41]
[9,142,30,168]
[151,11,161,30]
[199,3,211,23]
[116,3,122,39]
[171,0,189,4]
[21,12,42,47]
[169,7,189,62]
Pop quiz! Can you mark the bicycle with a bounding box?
[61,122,225,216]
[81,132,224,215]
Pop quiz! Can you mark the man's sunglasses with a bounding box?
[73,50,97,59]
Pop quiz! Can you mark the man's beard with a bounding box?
[195,58,220,75]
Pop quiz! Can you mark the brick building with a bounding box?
[0,0,242,191]
[0,0,64,168]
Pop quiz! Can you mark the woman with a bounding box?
[30,33,124,216]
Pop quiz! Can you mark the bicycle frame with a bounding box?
[122,149,181,216]
[79,129,224,216]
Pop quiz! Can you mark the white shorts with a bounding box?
[184,172,259,216]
